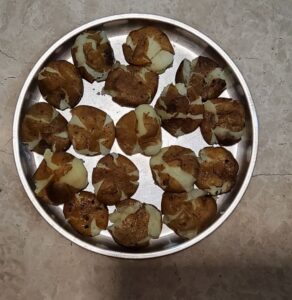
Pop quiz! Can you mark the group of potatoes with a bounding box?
[21,26,245,248]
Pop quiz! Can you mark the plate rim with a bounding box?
[13,13,258,259]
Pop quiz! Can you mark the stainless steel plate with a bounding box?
[13,14,258,259]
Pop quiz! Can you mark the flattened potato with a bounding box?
[21,102,70,154]
[155,83,204,137]
[116,104,162,156]
[33,150,88,205]
[200,98,245,146]
[104,64,158,107]
[162,189,217,239]
[196,147,239,195]
[92,153,139,205]
[176,56,226,100]
[38,60,83,110]
[123,26,174,74]
[67,105,115,156]
[71,30,115,83]
[109,199,162,248]
[63,191,108,236]
[150,145,199,192]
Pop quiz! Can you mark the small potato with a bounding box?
[116,104,162,156]
[92,153,139,205]
[175,56,226,100]
[196,147,239,195]
[67,105,115,156]
[71,30,115,83]
[155,83,204,137]
[200,98,245,146]
[33,149,88,205]
[21,102,70,154]
[162,189,217,239]
[63,191,108,236]
[108,199,162,248]
[123,26,174,74]
[150,145,200,193]
[104,64,158,107]
[38,60,83,110]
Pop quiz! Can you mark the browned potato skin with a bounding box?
[92,154,139,205]
[33,152,87,205]
[175,56,226,100]
[67,105,115,155]
[104,65,158,107]
[122,26,174,67]
[196,147,239,194]
[161,192,217,238]
[71,31,115,83]
[38,60,83,109]
[116,111,138,155]
[109,199,162,248]
[63,191,108,236]
[200,98,245,146]
[155,84,204,136]
[21,102,70,154]
[151,146,200,193]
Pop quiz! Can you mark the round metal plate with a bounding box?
[13,14,258,259]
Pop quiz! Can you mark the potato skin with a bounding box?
[38,60,83,110]
[63,191,108,236]
[21,102,70,154]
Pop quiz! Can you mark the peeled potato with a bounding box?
[162,189,217,239]
[150,145,199,192]
[176,56,226,100]
[108,199,162,248]
[200,98,245,146]
[196,147,239,195]
[63,191,108,236]
[155,83,204,137]
[33,149,88,205]
[116,104,162,156]
[123,26,174,74]
[21,102,70,154]
[71,30,115,83]
[104,64,158,107]
[92,153,139,205]
[38,60,83,110]
[67,105,115,156]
